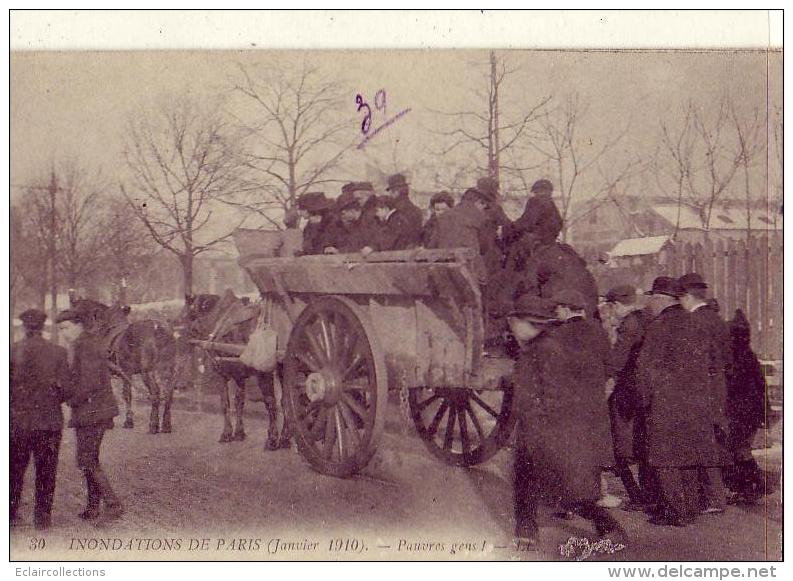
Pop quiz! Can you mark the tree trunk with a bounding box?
[181,253,194,297]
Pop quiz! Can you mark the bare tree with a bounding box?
[226,60,353,223]
[529,93,637,241]
[685,100,743,230]
[55,161,108,292]
[121,95,248,296]
[10,203,49,312]
[654,102,700,236]
[730,105,767,241]
[97,195,159,304]
[431,51,550,191]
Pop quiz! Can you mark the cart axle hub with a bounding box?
[305,370,341,404]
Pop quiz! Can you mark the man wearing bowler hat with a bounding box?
[678,272,732,514]
[10,309,72,530]
[385,173,423,246]
[296,191,333,255]
[604,285,658,512]
[510,290,623,545]
[636,277,722,526]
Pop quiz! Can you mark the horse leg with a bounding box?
[232,378,247,441]
[109,363,134,429]
[258,372,279,451]
[275,365,291,448]
[141,372,160,434]
[219,378,234,443]
[158,363,175,433]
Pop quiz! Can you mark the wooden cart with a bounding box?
[234,230,516,477]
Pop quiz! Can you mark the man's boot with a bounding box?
[90,468,124,520]
[78,470,101,520]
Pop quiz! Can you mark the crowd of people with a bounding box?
[10,172,769,549]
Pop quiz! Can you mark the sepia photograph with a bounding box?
[7,10,783,568]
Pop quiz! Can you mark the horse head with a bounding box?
[179,294,222,340]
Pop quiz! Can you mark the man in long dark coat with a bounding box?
[476,177,512,278]
[509,241,599,320]
[10,309,71,530]
[636,277,724,526]
[510,289,622,544]
[678,272,731,513]
[724,309,768,503]
[603,285,657,511]
[57,305,123,521]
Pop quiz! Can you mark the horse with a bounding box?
[69,298,177,434]
[180,291,288,450]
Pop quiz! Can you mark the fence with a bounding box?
[593,236,783,360]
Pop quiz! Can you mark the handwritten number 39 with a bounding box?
[356,90,387,135]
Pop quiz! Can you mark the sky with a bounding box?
[10,49,782,208]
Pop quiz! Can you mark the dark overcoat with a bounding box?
[372,210,413,251]
[606,309,648,459]
[302,216,331,255]
[67,332,119,429]
[504,193,563,248]
[428,199,488,283]
[689,305,730,424]
[513,242,599,319]
[10,335,71,431]
[319,218,368,253]
[393,195,424,247]
[513,317,613,503]
[726,333,766,433]
[635,304,726,467]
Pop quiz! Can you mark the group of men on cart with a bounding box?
[11,170,768,551]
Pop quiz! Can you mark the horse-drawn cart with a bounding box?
[232,230,516,477]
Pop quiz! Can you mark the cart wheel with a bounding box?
[283,296,387,477]
[408,381,515,467]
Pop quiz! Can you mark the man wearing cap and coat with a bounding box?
[321,195,368,254]
[296,192,333,255]
[10,309,72,530]
[385,173,423,247]
[636,277,723,525]
[677,272,732,512]
[509,240,600,320]
[420,191,454,247]
[603,285,657,510]
[427,187,490,285]
[503,178,563,258]
[510,290,622,543]
[56,305,123,521]
[475,177,512,278]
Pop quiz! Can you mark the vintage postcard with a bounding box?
[7,10,783,570]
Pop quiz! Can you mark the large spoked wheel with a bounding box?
[408,381,515,467]
[283,296,387,478]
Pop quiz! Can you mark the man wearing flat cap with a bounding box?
[509,290,624,545]
[475,177,513,281]
[603,285,657,511]
[635,276,722,526]
[321,196,367,254]
[506,238,600,321]
[384,173,423,246]
[503,178,563,263]
[678,273,731,514]
[57,306,124,522]
[11,309,72,530]
[427,187,491,286]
